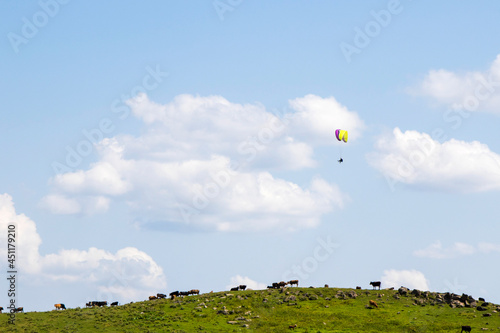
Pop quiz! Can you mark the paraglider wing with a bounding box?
[335,129,348,143]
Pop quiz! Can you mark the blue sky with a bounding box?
[1,0,500,311]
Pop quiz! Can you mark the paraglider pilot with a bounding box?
[338,158,343,163]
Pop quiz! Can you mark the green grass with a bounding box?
[2,288,499,332]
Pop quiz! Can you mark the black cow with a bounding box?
[461,326,471,333]
[169,291,179,299]
[0,306,3,313]
[239,285,247,291]
[157,293,167,299]
[179,291,190,296]
[272,282,279,289]
[110,301,118,306]
[370,281,381,290]
[91,301,107,307]
[230,286,239,291]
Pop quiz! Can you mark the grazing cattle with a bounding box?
[110,301,118,306]
[288,280,299,287]
[189,289,200,295]
[239,285,247,291]
[14,307,24,313]
[289,324,297,329]
[149,296,157,300]
[272,282,279,289]
[170,291,180,297]
[324,284,329,288]
[278,281,287,288]
[179,291,190,296]
[356,286,362,290]
[230,287,239,291]
[461,326,472,333]
[94,301,107,307]
[157,293,166,299]
[85,302,91,308]
[0,306,3,313]
[370,281,381,290]
[369,300,378,308]
[267,285,274,289]
[54,303,66,310]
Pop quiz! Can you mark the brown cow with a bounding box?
[289,324,297,329]
[149,296,157,300]
[54,303,66,310]
[288,280,299,287]
[189,289,200,295]
[369,300,378,308]
[14,307,23,313]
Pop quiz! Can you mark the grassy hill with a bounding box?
[2,287,499,332]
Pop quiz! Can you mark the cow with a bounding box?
[189,289,200,295]
[272,282,279,289]
[369,300,378,308]
[288,280,299,287]
[356,286,362,290]
[179,291,190,296]
[230,287,239,291]
[239,285,247,291]
[54,303,66,310]
[461,326,472,333]
[170,291,180,298]
[370,281,381,290]
[14,307,24,313]
[278,281,287,288]
[157,293,167,299]
[110,301,118,306]
[149,296,157,300]
[94,301,107,307]
[0,306,3,313]
[289,324,297,329]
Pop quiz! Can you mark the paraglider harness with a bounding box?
[338,158,343,163]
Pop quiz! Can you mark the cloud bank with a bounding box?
[412,54,500,113]
[42,94,364,232]
[367,128,500,192]
[414,241,500,259]
[0,193,166,302]
[381,269,430,291]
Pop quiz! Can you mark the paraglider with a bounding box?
[335,129,348,143]
[335,129,348,163]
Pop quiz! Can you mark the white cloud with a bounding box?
[39,194,81,215]
[412,54,500,113]
[414,241,500,259]
[0,193,166,303]
[288,94,366,143]
[226,275,267,290]
[42,94,356,232]
[381,269,430,291]
[367,127,500,192]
